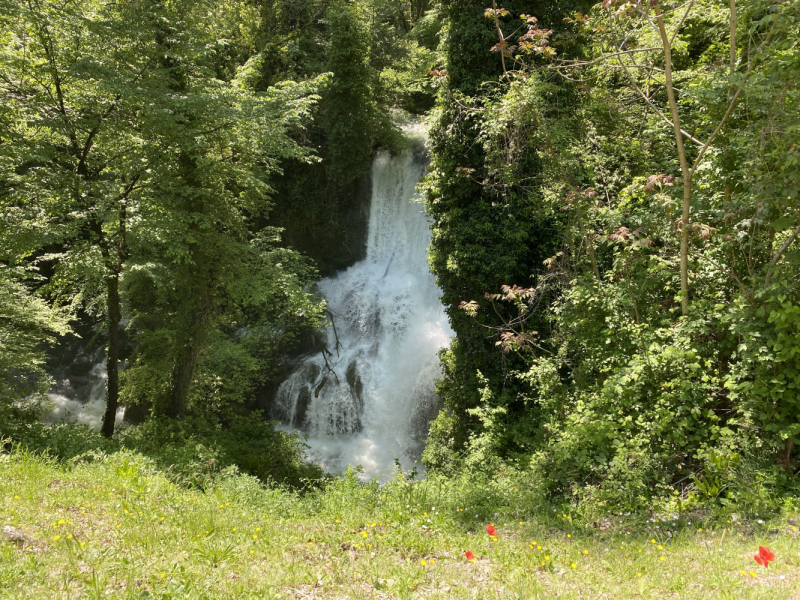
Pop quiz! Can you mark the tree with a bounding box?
[0,0,327,434]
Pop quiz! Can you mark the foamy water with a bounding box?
[274,125,453,479]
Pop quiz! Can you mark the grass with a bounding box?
[1,449,799,599]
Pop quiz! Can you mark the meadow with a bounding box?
[2,449,798,599]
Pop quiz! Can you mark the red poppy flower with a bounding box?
[754,546,775,568]
[486,524,496,536]
[465,550,476,562]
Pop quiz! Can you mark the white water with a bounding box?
[43,359,125,430]
[274,127,452,479]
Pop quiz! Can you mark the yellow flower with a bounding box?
[66,534,72,540]
[58,519,66,525]
[255,527,261,532]
[659,556,665,561]
[253,535,258,540]
[658,545,663,550]
[160,573,166,579]
[650,539,655,544]
[567,534,571,539]
[637,573,642,577]
[698,528,702,532]
[80,542,86,548]
[740,570,745,576]
[750,572,756,578]
[420,559,427,566]
[249,549,255,555]
[545,555,550,560]
[361,531,368,538]
[537,545,542,550]
[583,550,588,555]
[54,535,61,541]
[571,563,577,569]
[430,559,435,564]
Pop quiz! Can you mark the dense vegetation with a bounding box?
[422,0,800,510]
[1,0,799,531]
[0,0,438,480]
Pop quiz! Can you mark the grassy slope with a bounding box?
[1,450,799,599]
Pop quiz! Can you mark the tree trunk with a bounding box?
[655,2,693,316]
[101,271,121,438]
[168,282,213,418]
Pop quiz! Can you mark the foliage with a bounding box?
[423,0,800,507]
[0,268,69,408]
[118,415,324,489]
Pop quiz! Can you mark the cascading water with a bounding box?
[274,125,452,479]
[43,352,125,430]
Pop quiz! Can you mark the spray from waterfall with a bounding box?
[274,124,452,479]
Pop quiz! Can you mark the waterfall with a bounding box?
[43,356,125,430]
[274,125,452,479]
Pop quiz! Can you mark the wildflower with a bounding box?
[740,570,746,576]
[754,546,775,568]
[583,550,588,555]
[486,524,496,536]
[80,542,86,548]
[659,556,665,561]
[750,572,757,577]
[54,535,61,541]
[658,545,663,550]
[465,550,476,562]
[637,573,642,577]
[420,559,427,566]
[571,562,577,569]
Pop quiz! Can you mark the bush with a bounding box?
[119,414,324,489]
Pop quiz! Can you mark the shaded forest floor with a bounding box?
[1,450,799,599]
